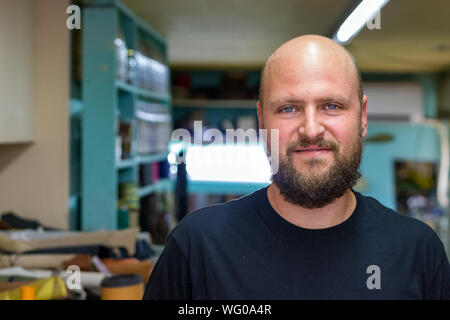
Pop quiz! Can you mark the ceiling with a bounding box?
[122,0,450,72]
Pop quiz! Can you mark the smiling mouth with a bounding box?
[294,147,332,152]
[295,148,331,152]
[291,147,334,159]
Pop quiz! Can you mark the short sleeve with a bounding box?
[425,250,450,300]
[142,236,192,300]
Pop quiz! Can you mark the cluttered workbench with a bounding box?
[0,212,162,300]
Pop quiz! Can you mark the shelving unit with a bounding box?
[187,180,269,196]
[117,80,171,103]
[136,151,170,165]
[171,70,264,198]
[173,98,257,109]
[81,0,174,231]
[115,158,136,170]
[137,179,175,198]
[69,98,82,230]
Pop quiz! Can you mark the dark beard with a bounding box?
[271,136,363,209]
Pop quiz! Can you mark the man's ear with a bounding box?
[257,100,264,129]
[361,95,368,138]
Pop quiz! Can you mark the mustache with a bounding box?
[286,138,339,154]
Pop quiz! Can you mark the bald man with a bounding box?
[144,35,450,300]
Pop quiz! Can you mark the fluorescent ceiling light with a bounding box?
[333,0,389,44]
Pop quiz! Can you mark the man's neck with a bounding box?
[267,183,356,230]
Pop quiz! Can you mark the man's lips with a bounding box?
[290,146,334,158]
[294,146,332,152]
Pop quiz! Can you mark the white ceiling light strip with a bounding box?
[333,0,390,44]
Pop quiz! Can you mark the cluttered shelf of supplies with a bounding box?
[78,0,175,234]
[114,0,175,240]
[0,212,164,300]
[112,0,177,265]
[0,0,176,300]
[171,69,271,211]
[116,79,171,103]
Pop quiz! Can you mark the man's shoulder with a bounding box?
[170,189,263,240]
[359,192,442,243]
[186,191,257,222]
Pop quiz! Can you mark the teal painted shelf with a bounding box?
[115,0,166,45]
[116,158,136,169]
[116,151,169,170]
[138,179,175,197]
[116,79,135,94]
[80,0,172,231]
[188,180,270,195]
[173,98,257,109]
[136,151,169,164]
[116,80,171,103]
[70,99,83,116]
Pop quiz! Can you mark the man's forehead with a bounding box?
[266,42,354,78]
[269,35,352,63]
[265,54,356,94]
[260,36,361,101]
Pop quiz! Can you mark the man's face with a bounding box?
[257,48,368,208]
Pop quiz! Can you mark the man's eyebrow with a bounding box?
[316,96,352,105]
[270,96,352,107]
[269,97,304,107]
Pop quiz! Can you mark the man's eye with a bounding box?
[325,104,339,111]
[281,106,295,113]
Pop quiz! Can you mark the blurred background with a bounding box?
[0,0,449,255]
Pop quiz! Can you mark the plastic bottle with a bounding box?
[21,286,35,300]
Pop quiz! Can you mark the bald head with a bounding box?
[259,35,363,107]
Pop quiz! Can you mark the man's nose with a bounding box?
[298,107,325,140]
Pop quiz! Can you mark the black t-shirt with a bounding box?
[143,187,450,299]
